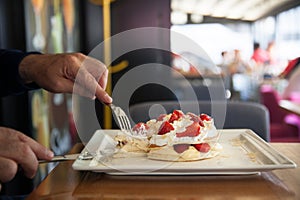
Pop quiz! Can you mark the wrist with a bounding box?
[19,54,40,84]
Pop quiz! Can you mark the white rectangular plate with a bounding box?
[72,129,297,175]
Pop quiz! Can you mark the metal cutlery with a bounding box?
[109,103,132,133]
[109,103,148,139]
[38,151,94,164]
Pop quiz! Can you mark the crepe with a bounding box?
[148,143,222,162]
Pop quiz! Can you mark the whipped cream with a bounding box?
[114,110,220,161]
[148,112,217,146]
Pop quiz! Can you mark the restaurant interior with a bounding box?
[0,0,300,199]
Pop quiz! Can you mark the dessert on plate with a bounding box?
[114,110,222,161]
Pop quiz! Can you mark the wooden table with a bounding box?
[280,100,300,116]
[26,143,300,200]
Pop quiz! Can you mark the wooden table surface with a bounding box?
[26,143,300,200]
[279,100,300,116]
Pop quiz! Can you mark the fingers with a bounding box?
[17,134,54,178]
[73,69,98,99]
[95,84,113,104]
[17,134,54,160]
[0,129,54,181]
[24,53,113,104]
[20,52,112,103]
[80,56,112,102]
[61,53,112,103]
[0,157,18,183]
[1,139,52,179]
[74,67,112,104]
[12,143,39,178]
[98,67,108,91]
[73,76,112,104]
[0,142,37,179]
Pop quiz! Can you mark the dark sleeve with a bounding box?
[0,49,41,97]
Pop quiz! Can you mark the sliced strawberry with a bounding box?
[200,113,212,121]
[193,143,211,153]
[169,110,184,123]
[132,122,149,134]
[199,120,204,127]
[173,144,190,153]
[148,144,161,148]
[158,121,174,135]
[157,114,167,121]
[187,113,204,127]
[175,109,184,116]
[168,113,178,123]
[187,112,200,122]
[176,122,200,137]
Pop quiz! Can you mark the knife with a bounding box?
[38,154,80,163]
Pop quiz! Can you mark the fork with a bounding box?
[109,103,132,132]
[109,104,146,139]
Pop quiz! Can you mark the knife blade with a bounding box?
[38,154,80,163]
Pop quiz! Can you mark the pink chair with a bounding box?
[260,85,300,142]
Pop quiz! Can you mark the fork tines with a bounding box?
[109,104,132,132]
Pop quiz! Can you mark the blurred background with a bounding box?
[0,0,300,195]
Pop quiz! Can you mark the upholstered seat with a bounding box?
[260,85,300,142]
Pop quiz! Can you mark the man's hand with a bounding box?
[19,53,112,104]
[0,127,54,183]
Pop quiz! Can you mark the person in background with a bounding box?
[228,49,253,101]
[219,51,231,74]
[219,51,232,93]
[0,49,112,186]
[251,42,269,65]
[229,49,251,75]
[265,41,277,65]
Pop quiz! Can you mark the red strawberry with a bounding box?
[193,143,211,153]
[173,144,190,153]
[199,120,204,127]
[187,112,200,122]
[158,121,174,135]
[132,122,149,134]
[188,113,204,127]
[200,113,212,121]
[176,122,200,137]
[169,110,184,123]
